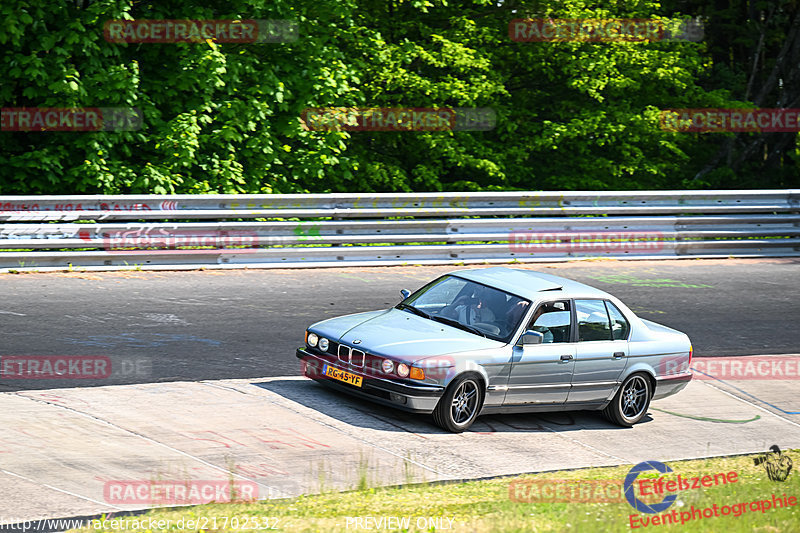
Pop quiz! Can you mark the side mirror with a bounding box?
[400,289,411,300]
[519,329,544,346]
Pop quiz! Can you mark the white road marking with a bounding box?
[0,467,124,510]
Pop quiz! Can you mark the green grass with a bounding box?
[68,451,800,532]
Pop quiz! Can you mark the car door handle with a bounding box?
[613,352,625,359]
[560,354,573,362]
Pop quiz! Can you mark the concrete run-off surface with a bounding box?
[0,365,799,524]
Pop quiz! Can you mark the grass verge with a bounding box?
[70,450,799,532]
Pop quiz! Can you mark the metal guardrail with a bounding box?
[0,190,798,220]
[0,190,797,271]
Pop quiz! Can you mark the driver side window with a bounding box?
[527,300,572,343]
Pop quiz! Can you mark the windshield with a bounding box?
[397,275,531,342]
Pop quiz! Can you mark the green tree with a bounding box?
[664,0,800,187]
[0,0,360,193]
[1,0,784,194]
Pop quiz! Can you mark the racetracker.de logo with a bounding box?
[509,232,665,253]
[104,480,258,504]
[509,479,626,503]
[660,355,800,380]
[1,356,111,379]
[301,107,496,132]
[104,19,298,43]
[660,108,800,132]
[1,108,142,132]
[509,18,703,42]
[100,228,261,253]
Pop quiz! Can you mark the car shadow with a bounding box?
[251,378,651,435]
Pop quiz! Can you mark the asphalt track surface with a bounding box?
[0,257,797,391]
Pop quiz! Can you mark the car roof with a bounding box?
[449,266,610,301]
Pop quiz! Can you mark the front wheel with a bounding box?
[603,373,652,427]
[432,374,483,433]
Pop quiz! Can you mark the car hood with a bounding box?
[311,308,505,358]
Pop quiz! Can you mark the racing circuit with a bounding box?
[0,258,798,526]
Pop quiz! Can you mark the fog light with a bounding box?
[389,393,407,404]
[397,363,410,378]
[307,333,318,347]
[319,338,329,351]
[381,359,394,374]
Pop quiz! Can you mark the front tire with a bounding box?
[432,374,483,433]
[603,373,652,427]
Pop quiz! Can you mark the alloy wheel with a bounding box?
[451,379,479,424]
[621,375,648,420]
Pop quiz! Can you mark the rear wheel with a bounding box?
[432,374,483,433]
[603,373,651,427]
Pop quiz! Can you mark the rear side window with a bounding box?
[606,301,630,340]
[575,300,612,341]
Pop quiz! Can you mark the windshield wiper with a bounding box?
[397,304,488,338]
[396,303,431,320]
[432,315,487,338]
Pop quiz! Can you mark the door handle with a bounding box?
[560,354,573,362]
[613,352,625,359]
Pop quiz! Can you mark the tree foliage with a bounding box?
[0,0,797,194]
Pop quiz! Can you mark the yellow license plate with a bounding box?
[323,365,363,387]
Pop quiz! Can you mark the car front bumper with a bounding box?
[296,348,445,414]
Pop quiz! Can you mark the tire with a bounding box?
[603,373,652,427]
[432,374,484,433]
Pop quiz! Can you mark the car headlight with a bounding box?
[307,333,319,347]
[318,338,329,351]
[381,359,394,374]
[396,363,410,378]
